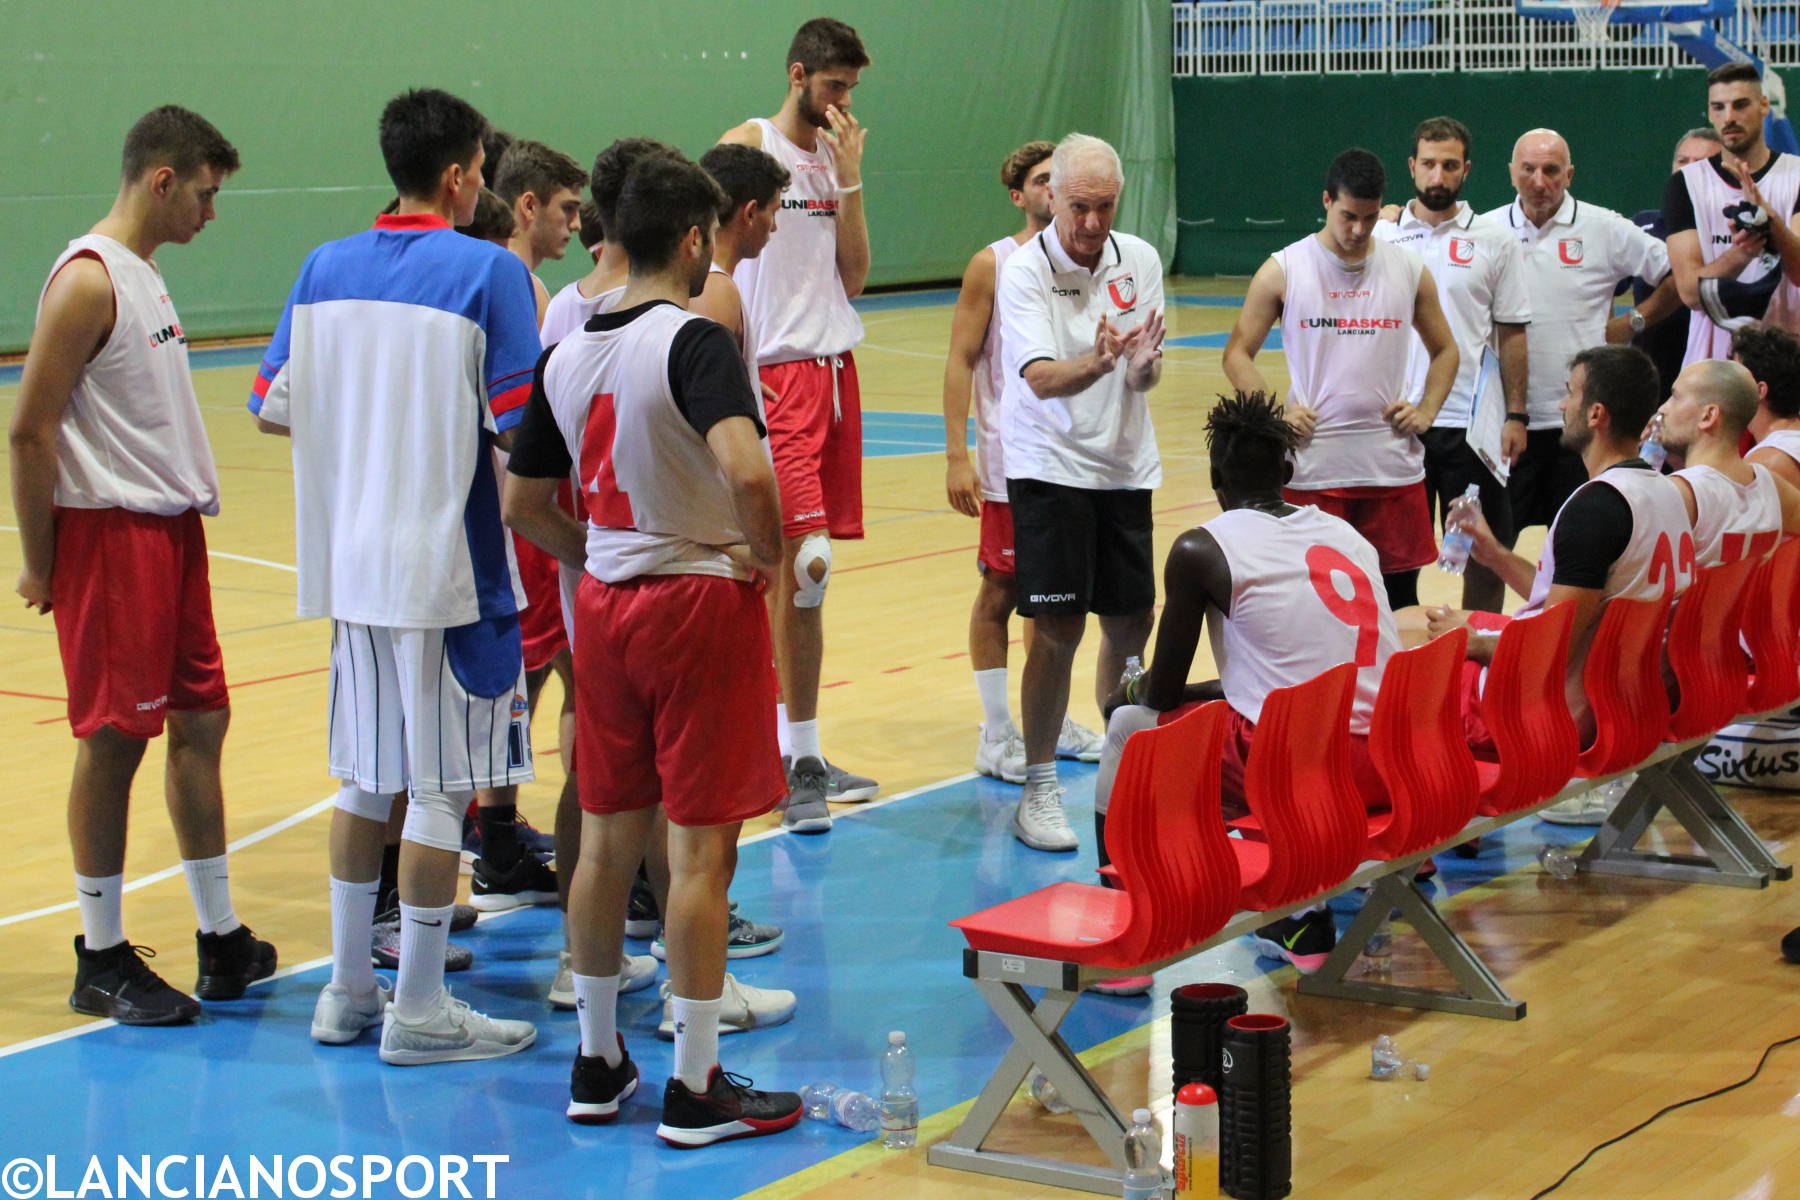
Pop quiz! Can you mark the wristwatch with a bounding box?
[1504,412,1529,424]
[1627,308,1647,334]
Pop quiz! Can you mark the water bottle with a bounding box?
[798,1083,881,1132]
[1029,1071,1072,1114]
[1536,844,1579,880]
[1123,1108,1167,1200]
[880,1031,919,1149]
[1435,483,1482,575]
[1640,413,1668,471]
[1370,1034,1404,1080]
[1120,656,1145,688]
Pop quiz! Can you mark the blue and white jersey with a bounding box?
[250,213,541,629]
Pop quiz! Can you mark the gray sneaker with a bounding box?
[782,756,833,833]
[655,973,797,1039]
[312,978,390,1045]
[652,905,784,961]
[371,909,472,973]
[824,760,878,803]
[548,950,657,1010]
[378,986,537,1066]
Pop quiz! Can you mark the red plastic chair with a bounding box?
[1577,596,1673,777]
[1472,602,1580,817]
[949,702,1239,969]
[1743,538,1800,714]
[1234,663,1367,910]
[1666,557,1758,741]
[1363,628,1481,858]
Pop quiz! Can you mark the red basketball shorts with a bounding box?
[760,354,864,541]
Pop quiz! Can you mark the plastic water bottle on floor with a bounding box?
[1029,1071,1073,1113]
[1640,413,1668,471]
[880,1031,919,1149]
[1123,1108,1167,1200]
[799,1083,881,1132]
[1436,483,1482,575]
[1370,1034,1404,1080]
[1536,844,1579,880]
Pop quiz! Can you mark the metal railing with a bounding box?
[1172,0,1800,75]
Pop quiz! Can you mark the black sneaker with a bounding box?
[625,876,660,939]
[70,936,201,1026]
[470,853,559,912]
[1249,909,1337,974]
[378,886,477,933]
[656,1066,802,1148]
[516,813,556,859]
[194,925,277,1000]
[568,1037,639,1124]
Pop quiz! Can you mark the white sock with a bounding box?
[182,855,240,936]
[328,876,380,993]
[789,718,822,762]
[1026,761,1057,789]
[672,992,724,1091]
[394,902,454,1019]
[74,873,125,952]
[775,703,792,759]
[974,668,1012,730]
[574,973,621,1064]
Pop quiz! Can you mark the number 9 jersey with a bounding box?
[1203,504,1400,734]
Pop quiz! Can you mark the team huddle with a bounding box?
[13,11,1800,1151]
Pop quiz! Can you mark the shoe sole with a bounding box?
[312,1014,384,1044]
[656,1006,797,1041]
[469,889,559,912]
[656,1109,801,1148]
[1248,936,1330,975]
[1055,748,1102,763]
[568,1074,638,1124]
[1537,811,1606,826]
[380,1027,538,1066]
[781,815,833,834]
[621,969,659,995]
[624,918,660,939]
[70,994,200,1026]
[650,932,783,962]
[829,785,878,803]
[196,960,277,1001]
[1009,816,1078,853]
[975,759,1027,785]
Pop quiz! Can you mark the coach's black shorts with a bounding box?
[1007,477,1155,618]
[1421,426,1517,549]
[1507,428,1587,537]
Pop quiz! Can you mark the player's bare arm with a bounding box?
[1772,471,1800,535]
[1497,321,1529,463]
[1021,314,1128,399]
[1390,269,1457,435]
[1103,528,1230,718]
[9,256,113,613]
[501,474,586,569]
[690,272,746,346]
[1123,306,1165,393]
[1665,226,1760,310]
[1464,503,1539,599]
[1225,259,1310,433]
[822,104,869,298]
[941,246,996,518]
[1609,273,1682,343]
[707,414,784,572]
[1733,154,1800,286]
[1749,441,1800,488]
[717,121,764,149]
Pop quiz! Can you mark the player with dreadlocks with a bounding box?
[1091,391,1400,977]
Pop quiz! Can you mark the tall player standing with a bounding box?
[720,17,879,833]
[252,89,540,1063]
[942,140,1106,783]
[11,106,275,1025]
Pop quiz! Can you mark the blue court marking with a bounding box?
[0,770,1571,1200]
[1172,296,1249,309]
[863,411,970,458]
[852,288,958,312]
[1167,330,1283,351]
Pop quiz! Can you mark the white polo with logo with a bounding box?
[996,225,1164,490]
[1482,191,1669,429]
[1375,201,1531,429]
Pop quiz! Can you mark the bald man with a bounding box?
[1661,357,1800,565]
[1484,130,1683,536]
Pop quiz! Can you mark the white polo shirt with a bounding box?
[1374,201,1531,428]
[997,224,1164,490]
[1482,191,1669,429]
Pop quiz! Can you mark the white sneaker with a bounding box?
[1056,716,1105,763]
[312,978,390,1045]
[975,721,1027,783]
[656,973,797,1039]
[1538,777,1630,827]
[379,987,537,1066]
[621,952,658,995]
[1012,782,1079,852]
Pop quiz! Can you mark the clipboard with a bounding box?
[1465,344,1510,484]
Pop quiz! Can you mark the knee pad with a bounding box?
[1095,705,1161,816]
[402,789,471,853]
[335,784,393,824]
[792,533,832,609]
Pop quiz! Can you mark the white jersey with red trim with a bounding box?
[731,117,862,364]
[1755,426,1800,472]
[541,280,626,347]
[973,235,1021,502]
[1677,462,1782,567]
[38,234,220,516]
[1517,464,1695,617]
[1677,155,1800,363]
[1202,504,1400,734]
[538,305,747,584]
[1275,234,1425,489]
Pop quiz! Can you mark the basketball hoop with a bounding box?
[1568,0,1623,43]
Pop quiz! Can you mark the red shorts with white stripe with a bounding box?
[761,354,864,541]
[50,507,229,739]
[1157,702,1382,819]
[573,572,785,827]
[1283,482,1436,574]
[513,531,569,672]
[1456,611,1512,755]
[977,500,1016,575]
